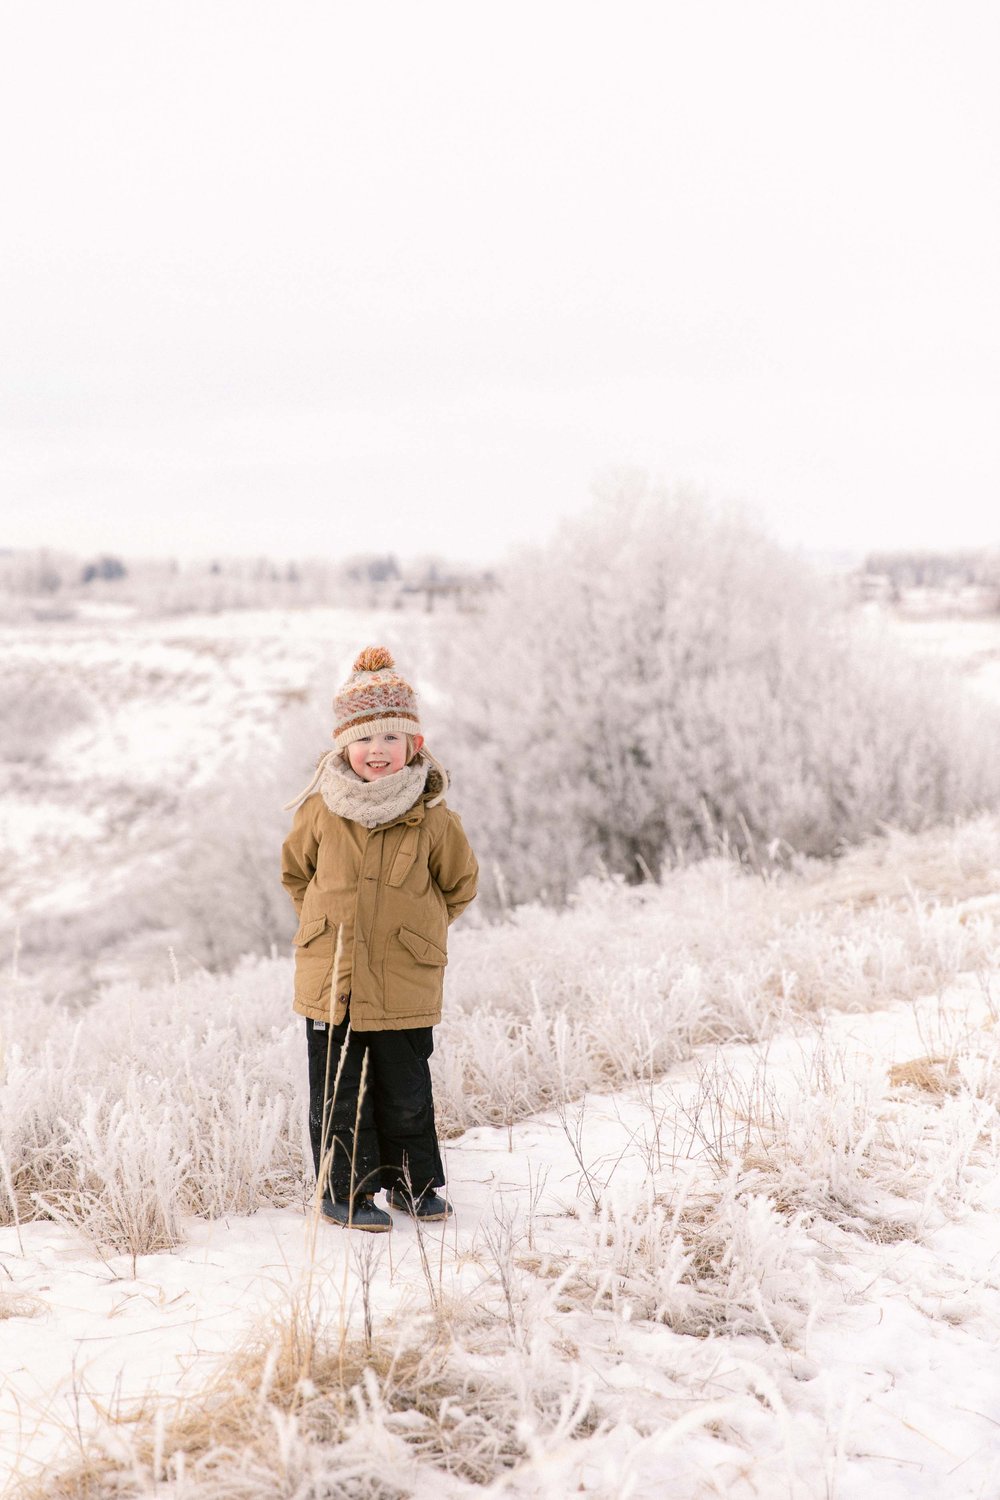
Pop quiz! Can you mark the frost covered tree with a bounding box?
[439,478,1000,908]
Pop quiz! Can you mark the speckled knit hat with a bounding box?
[283,645,449,812]
[332,646,422,750]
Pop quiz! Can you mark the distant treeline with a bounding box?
[861,549,1000,591]
[0,547,495,618]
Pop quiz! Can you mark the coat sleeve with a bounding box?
[281,800,319,917]
[430,809,479,924]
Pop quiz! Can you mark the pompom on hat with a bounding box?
[332,645,421,750]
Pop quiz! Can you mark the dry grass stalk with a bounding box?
[12,1287,595,1498]
[0,1288,45,1319]
[889,1055,961,1094]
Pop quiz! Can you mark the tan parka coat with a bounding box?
[281,778,478,1030]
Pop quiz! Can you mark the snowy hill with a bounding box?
[2,605,1000,1496]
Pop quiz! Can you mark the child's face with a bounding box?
[346,733,410,781]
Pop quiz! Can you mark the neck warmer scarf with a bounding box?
[316,754,430,828]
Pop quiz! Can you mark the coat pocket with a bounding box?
[387,826,420,888]
[293,915,329,947]
[293,915,336,1003]
[383,926,447,1019]
[396,926,447,967]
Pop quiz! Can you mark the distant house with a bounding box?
[401,571,498,612]
[856,550,1000,616]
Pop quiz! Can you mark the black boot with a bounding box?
[386,1186,452,1222]
[320,1194,392,1232]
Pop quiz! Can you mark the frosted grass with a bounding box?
[3,816,999,1255]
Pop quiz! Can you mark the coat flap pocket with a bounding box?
[293,915,328,947]
[397,926,447,966]
[387,826,420,887]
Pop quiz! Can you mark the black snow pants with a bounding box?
[306,1013,445,1203]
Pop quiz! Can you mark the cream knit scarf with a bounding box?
[317,754,429,828]
[283,749,448,821]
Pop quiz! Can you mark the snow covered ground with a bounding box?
[884,611,1000,705]
[3,603,1000,1496]
[3,980,999,1498]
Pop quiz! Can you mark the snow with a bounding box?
[3,603,1000,1494]
[3,990,999,1497]
[886,614,1000,705]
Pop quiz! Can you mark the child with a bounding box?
[281,646,478,1232]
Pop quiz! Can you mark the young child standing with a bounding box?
[281,647,478,1233]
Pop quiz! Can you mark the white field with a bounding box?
[2,604,1000,1498]
[884,610,1000,706]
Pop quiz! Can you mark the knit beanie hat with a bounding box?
[283,645,450,812]
[332,646,422,750]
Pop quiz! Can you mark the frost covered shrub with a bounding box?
[440,480,1000,908]
[35,1084,192,1265]
[144,772,298,972]
[51,704,327,987]
[0,959,307,1252]
[0,667,93,762]
[571,1178,818,1342]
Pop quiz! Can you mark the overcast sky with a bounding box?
[1,1,997,565]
